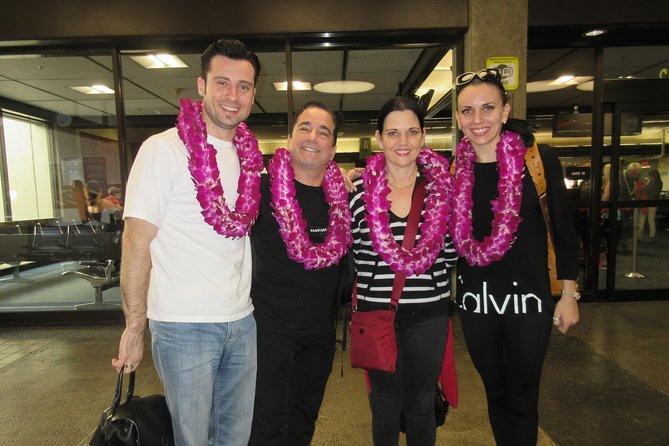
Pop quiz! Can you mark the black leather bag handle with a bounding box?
[111,369,136,410]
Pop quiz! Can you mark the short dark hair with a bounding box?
[291,101,339,145]
[376,97,425,133]
[200,39,261,84]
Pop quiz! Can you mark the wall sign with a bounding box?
[566,166,591,180]
[486,56,519,90]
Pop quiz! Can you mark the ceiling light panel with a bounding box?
[69,85,115,94]
[313,80,375,94]
[130,54,189,69]
[272,81,312,91]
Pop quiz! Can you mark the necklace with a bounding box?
[176,99,263,239]
[362,147,452,276]
[388,179,416,189]
[450,131,526,266]
[268,148,352,270]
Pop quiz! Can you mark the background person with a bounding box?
[99,186,124,227]
[112,39,262,446]
[249,102,350,446]
[350,97,456,446]
[450,68,579,446]
[85,180,103,221]
[72,179,88,222]
[638,168,663,242]
[618,162,641,252]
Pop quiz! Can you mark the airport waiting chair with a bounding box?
[29,222,67,260]
[63,259,121,310]
[0,225,34,284]
[66,221,102,259]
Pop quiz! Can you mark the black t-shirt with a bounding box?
[456,145,579,315]
[250,174,342,334]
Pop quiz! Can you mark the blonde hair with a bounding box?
[602,164,611,183]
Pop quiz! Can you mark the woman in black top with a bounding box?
[450,69,580,446]
[350,97,456,446]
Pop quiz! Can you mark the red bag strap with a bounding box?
[352,178,427,311]
[389,178,426,310]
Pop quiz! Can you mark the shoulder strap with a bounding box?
[525,142,546,195]
[389,179,427,309]
[351,179,427,311]
[525,143,554,239]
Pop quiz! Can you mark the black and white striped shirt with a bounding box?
[350,177,457,316]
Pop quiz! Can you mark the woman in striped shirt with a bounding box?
[349,96,456,446]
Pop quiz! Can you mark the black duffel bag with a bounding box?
[87,369,174,446]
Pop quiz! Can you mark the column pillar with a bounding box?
[463,0,528,118]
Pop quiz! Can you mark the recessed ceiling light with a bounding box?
[69,85,115,94]
[313,80,375,94]
[527,76,593,93]
[131,54,188,69]
[555,75,575,84]
[272,81,312,91]
[583,29,607,37]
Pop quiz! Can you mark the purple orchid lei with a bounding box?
[176,99,263,239]
[268,148,353,270]
[362,147,452,276]
[450,131,526,266]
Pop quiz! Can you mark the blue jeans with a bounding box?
[149,314,257,446]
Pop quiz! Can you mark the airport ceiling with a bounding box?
[0,32,667,137]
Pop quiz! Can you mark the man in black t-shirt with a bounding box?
[248,102,344,446]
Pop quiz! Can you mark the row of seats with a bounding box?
[29,221,120,261]
[0,220,122,310]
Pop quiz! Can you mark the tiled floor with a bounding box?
[0,338,52,369]
[0,301,667,446]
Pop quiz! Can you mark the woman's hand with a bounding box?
[552,280,580,334]
[342,167,365,192]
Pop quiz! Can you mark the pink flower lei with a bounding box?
[268,148,353,270]
[176,99,263,239]
[450,131,527,266]
[362,147,452,276]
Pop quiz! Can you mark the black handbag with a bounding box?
[399,387,449,433]
[87,369,174,446]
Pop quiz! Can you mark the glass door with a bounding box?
[600,79,669,299]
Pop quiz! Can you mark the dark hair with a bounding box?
[455,77,508,105]
[292,101,339,145]
[200,39,261,84]
[376,97,425,132]
[455,76,535,147]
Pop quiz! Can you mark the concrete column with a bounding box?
[463,0,528,118]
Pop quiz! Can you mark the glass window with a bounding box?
[1,113,53,221]
[0,52,122,312]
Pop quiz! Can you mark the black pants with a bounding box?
[460,310,553,446]
[367,311,449,446]
[248,329,336,446]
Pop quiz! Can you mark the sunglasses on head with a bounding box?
[455,68,502,87]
